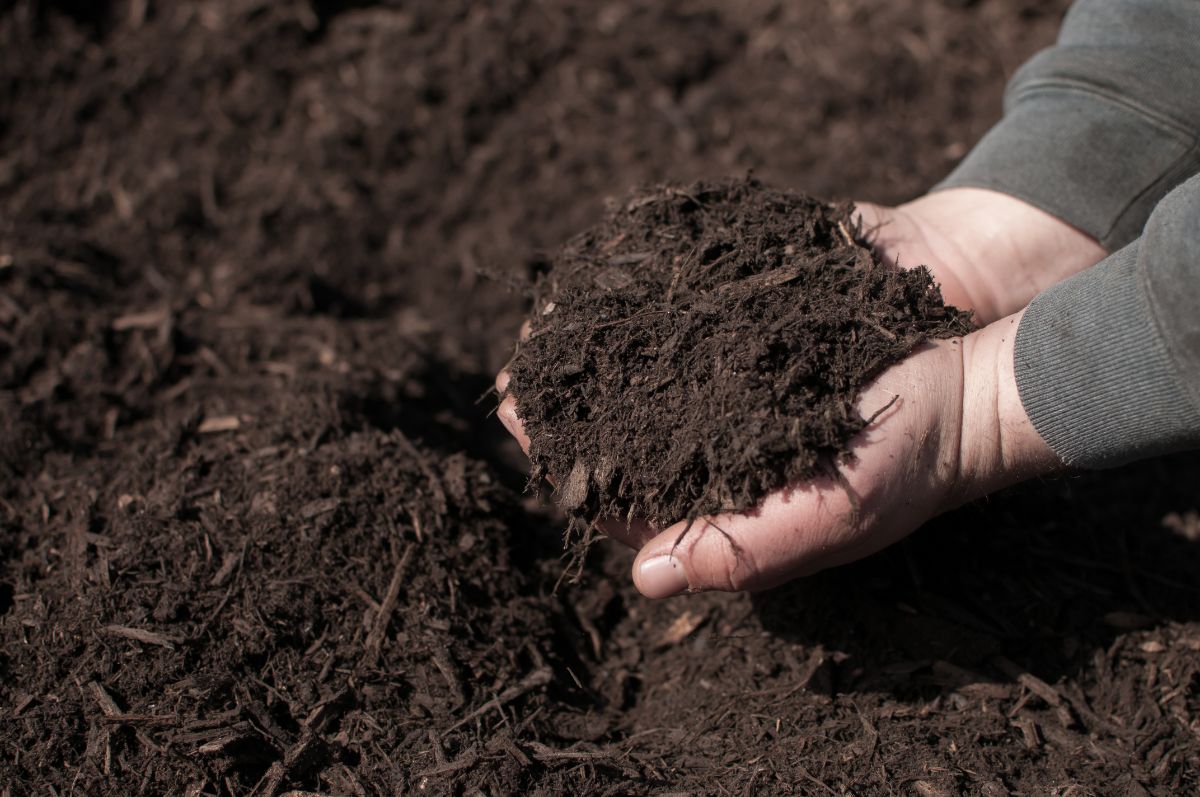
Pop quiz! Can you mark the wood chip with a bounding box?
[196,732,252,755]
[300,497,341,519]
[912,780,954,797]
[88,682,122,717]
[447,667,553,732]
[1017,673,1063,707]
[594,266,636,289]
[362,544,415,667]
[12,694,36,717]
[103,625,183,649]
[197,415,241,434]
[209,552,240,587]
[657,610,705,648]
[1011,715,1041,750]
[558,459,590,511]
[112,308,169,331]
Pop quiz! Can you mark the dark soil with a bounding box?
[3,1,1200,796]
[508,178,971,528]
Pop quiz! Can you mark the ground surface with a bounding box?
[2,1,1198,795]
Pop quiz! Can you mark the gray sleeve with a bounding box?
[1015,173,1200,468]
[937,0,1200,252]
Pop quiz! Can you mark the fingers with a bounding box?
[496,395,531,455]
[494,365,528,454]
[630,487,850,599]
[495,318,536,450]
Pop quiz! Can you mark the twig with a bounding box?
[863,393,900,427]
[394,433,447,519]
[88,682,122,717]
[447,667,552,732]
[103,625,183,649]
[417,749,479,778]
[862,316,898,341]
[192,582,236,641]
[362,544,415,667]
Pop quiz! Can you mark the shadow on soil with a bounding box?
[752,451,1200,699]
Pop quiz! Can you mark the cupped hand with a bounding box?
[857,188,1105,324]
[496,188,1101,597]
[627,313,1060,597]
[499,309,1061,598]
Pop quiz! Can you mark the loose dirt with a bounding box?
[508,178,971,529]
[3,1,1199,795]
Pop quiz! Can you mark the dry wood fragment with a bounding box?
[196,731,254,754]
[656,610,705,648]
[87,682,122,717]
[418,748,479,778]
[210,551,241,587]
[1012,715,1041,749]
[197,415,241,434]
[112,308,169,331]
[300,497,341,519]
[12,694,35,717]
[1017,673,1064,707]
[447,667,553,732]
[912,780,954,797]
[558,459,590,511]
[103,625,183,649]
[362,544,415,667]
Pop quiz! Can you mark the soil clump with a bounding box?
[507,178,972,528]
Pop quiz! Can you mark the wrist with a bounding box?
[955,309,1063,501]
[878,188,1106,324]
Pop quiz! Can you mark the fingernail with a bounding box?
[637,556,689,599]
[495,371,511,393]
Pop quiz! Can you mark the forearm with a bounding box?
[939,0,1200,252]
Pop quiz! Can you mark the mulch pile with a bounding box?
[3,1,1199,795]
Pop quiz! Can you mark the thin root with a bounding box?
[863,393,900,427]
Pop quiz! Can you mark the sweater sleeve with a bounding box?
[937,0,1200,252]
[1014,173,1200,468]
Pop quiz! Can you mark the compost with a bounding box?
[3,2,1199,795]
[508,178,971,528]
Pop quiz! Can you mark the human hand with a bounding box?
[624,310,1061,597]
[856,188,1105,324]
[497,309,1060,597]
[496,187,1100,596]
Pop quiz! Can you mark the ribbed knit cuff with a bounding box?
[1014,241,1200,468]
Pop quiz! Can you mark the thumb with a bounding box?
[630,489,848,598]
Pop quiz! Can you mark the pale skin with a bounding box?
[496,188,1107,598]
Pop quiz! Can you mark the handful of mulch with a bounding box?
[506,177,971,533]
